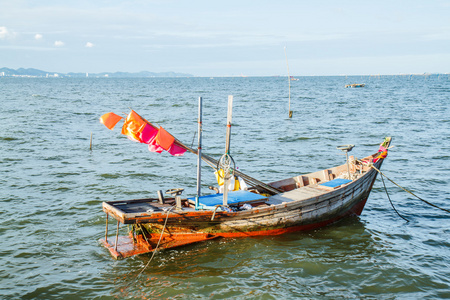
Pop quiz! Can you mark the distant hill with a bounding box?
[0,67,193,78]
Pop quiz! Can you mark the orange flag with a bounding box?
[155,127,175,150]
[99,112,123,130]
[121,110,147,142]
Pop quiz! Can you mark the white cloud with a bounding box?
[54,40,65,47]
[0,27,8,39]
[0,26,16,39]
[35,33,43,40]
[85,42,94,48]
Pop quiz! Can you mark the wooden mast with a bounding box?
[223,95,233,206]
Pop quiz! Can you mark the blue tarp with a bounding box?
[319,178,352,188]
[188,190,267,207]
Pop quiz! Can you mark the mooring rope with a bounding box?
[125,206,174,288]
[380,172,409,222]
[371,165,450,214]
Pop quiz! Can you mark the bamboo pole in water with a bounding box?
[284,47,293,118]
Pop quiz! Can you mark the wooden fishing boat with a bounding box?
[99,123,392,258]
[345,83,365,88]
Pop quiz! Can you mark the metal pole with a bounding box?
[196,97,203,209]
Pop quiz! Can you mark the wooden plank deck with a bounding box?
[267,186,328,205]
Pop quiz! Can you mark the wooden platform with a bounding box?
[102,198,183,224]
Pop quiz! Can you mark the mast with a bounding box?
[195,97,203,209]
[223,95,233,206]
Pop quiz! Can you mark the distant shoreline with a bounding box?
[0,67,193,78]
[0,67,447,78]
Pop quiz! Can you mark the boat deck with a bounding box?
[267,178,353,205]
[107,198,170,213]
[102,198,195,224]
[267,186,327,204]
[108,199,169,214]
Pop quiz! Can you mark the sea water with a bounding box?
[0,75,449,299]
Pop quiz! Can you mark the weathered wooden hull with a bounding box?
[100,138,390,259]
[137,161,381,236]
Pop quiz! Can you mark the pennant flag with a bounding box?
[100,110,187,157]
[121,110,147,142]
[148,140,164,153]
[168,143,187,156]
[140,123,158,144]
[99,112,123,130]
[155,127,175,150]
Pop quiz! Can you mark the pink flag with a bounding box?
[148,140,164,153]
[168,143,187,156]
[139,124,158,144]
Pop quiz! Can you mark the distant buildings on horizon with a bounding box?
[0,67,192,78]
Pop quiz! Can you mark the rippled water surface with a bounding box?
[1,75,449,299]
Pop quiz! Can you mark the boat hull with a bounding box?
[100,138,390,258]
[138,161,381,237]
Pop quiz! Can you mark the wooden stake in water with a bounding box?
[90,132,93,150]
[284,47,293,118]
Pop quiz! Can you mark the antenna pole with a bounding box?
[196,97,203,209]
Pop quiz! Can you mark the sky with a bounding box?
[1,0,449,77]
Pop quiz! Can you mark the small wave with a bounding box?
[0,136,19,141]
[278,136,317,142]
[431,155,449,160]
[99,173,121,179]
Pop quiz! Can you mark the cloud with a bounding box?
[0,26,16,39]
[54,40,65,47]
[35,34,43,40]
[85,42,94,48]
